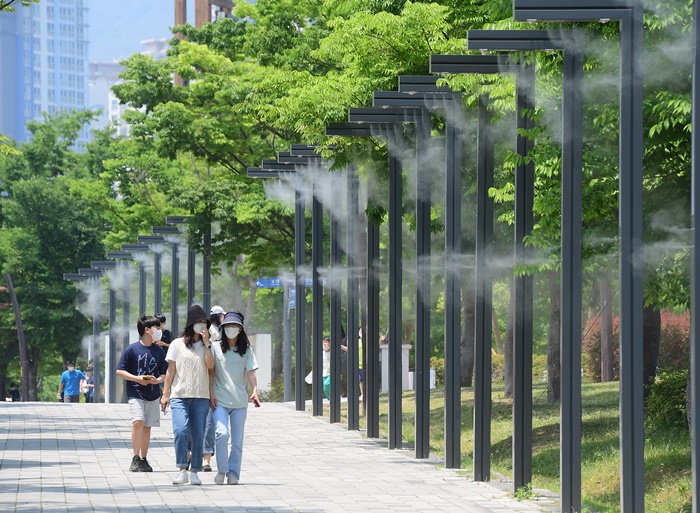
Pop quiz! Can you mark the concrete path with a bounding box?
[0,401,555,512]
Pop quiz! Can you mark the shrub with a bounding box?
[430,357,444,388]
[657,309,690,373]
[646,370,688,430]
[492,352,504,382]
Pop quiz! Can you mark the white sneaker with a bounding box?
[190,472,201,485]
[172,470,188,485]
[227,475,238,485]
[214,472,225,485]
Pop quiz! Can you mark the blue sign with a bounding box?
[255,278,282,288]
[288,299,296,309]
[289,288,296,299]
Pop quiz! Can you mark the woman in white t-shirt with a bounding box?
[210,311,259,485]
[161,304,214,486]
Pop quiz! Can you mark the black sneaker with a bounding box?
[139,457,153,472]
[129,455,142,472]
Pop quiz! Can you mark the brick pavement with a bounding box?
[0,401,554,512]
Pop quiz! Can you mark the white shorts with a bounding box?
[128,398,161,428]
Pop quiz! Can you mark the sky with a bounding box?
[88,1,185,62]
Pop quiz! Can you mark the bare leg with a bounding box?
[141,427,151,458]
[131,420,144,457]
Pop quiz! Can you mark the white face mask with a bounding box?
[193,323,207,334]
[152,329,163,342]
[224,326,240,339]
[67,366,75,372]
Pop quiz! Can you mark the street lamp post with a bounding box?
[466,28,585,511]
[65,268,104,403]
[247,166,307,411]
[429,53,531,485]
[373,78,464,466]
[137,235,167,316]
[91,261,118,403]
[121,243,151,316]
[106,250,135,403]
[510,3,644,511]
[165,215,195,311]
[346,106,430,454]
[152,225,185,335]
[326,123,382,439]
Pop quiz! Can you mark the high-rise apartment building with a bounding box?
[0,0,89,145]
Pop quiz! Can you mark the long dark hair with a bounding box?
[182,324,202,348]
[220,312,249,356]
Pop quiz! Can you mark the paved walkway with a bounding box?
[0,401,554,512]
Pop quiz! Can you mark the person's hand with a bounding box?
[250,392,260,407]
[160,394,170,414]
[201,329,210,346]
[210,392,217,411]
[137,375,154,386]
[56,393,61,400]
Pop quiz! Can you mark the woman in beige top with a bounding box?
[161,305,214,486]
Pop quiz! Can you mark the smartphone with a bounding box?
[251,397,261,407]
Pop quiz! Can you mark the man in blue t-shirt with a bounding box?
[57,360,85,403]
[117,315,168,473]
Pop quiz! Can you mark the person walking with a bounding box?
[203,305,225,472]
[81,367,95,403]
[116,315,168,472]
[57,360,85,403]
[210,311,259,485]
[161,305,214,486]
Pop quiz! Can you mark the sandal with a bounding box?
[203,464,212,472]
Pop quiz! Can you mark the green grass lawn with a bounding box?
[330,382,691,513]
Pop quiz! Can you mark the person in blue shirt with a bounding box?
[116,315,169,473]
[57,360,85,403]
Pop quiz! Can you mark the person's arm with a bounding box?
[247,369,259,404]
[57,376,64,400]
[203,330,214,370]
[116,369,151,386]
[208,367,217,410]
[161,361,176,412]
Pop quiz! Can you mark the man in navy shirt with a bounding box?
[117,315,168,472]
[57,360,85,403]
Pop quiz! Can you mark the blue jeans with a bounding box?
[214,405,247,479]
[203,408,215,455]
[171,397,210,472]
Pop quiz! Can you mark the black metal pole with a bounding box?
[444,95,464,469]
[415,109,432,459]
[171,241,179,334]
[312,189,324,416]
[122,263,130,403]
[388,153,403,449]
[202,225,211,315]
[154,251,162,315]
[692,2,700,511]
[139,262,146,317]
[474,94,494,480]
[513,63,535,491]
[330,202,343,423]
[108,287,117,403]
[92,296,101,403]
[283,282,292,402]
[187,246,195,309]
[347,169,360,430]
[560,46,584,512]
[294,187,307,411]
[366,216,381,438]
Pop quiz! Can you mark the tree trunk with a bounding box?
[587,278,600,325]
[460,271,475,387]
[643,301,661,399]
[271,305,283,381]
[504,276,515,398]
[492,310,503,354]
[547,271,561,403]
[600,276,614,382]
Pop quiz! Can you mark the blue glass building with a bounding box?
[0,0,89,146]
